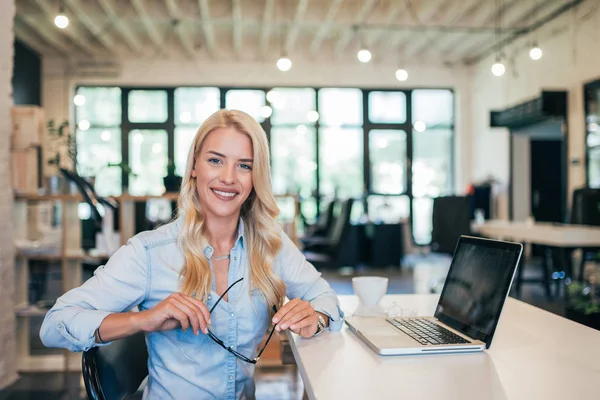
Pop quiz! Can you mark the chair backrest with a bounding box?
[431,196,472,254]
[321,199,337,236]
[82,332,148,400]
[569,188,600,226]
[328,198,354,257]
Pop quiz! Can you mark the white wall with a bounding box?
[42,57,473,193]
[471,2,600,219]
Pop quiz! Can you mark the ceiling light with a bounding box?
[306,111,319,122]
[78,120,90,131]
[100,130,111,142]
[296,124,307,134]
[54,11,69,29]
[276,57,292,72]
[73,94,85,106]
[357,48,372,63]
[491,61,505,77]
[529,46,542,61]
[266,90,278,103]
[260,105,273,119]
[414,121,426,132]
[395,69,408,82]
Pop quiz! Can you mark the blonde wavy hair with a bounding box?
[177,109,285,310]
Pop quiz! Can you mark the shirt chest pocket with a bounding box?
[245,289,270,332]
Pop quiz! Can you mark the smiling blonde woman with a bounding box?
[40,109,344,400]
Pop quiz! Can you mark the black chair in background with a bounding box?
[303,198,354,269]
[300,199,337,247]
[430,196,472,254]
[82,331,148,400]
[569,188,600,280]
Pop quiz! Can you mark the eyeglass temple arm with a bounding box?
[255,306,279,360]
[209,277,244,313]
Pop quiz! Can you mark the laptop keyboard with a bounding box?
[386,318,470,345]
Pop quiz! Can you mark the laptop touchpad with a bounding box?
[364,326,420,347]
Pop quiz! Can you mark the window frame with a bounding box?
[74,84,455,244]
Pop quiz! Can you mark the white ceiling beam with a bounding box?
[309,0,343,56]
[64,0,115,52]
[334,0,377,57]
[14,21,61,56]
[415,0,489,60]
[447,0,524,60]
[198,0,216,56]
[458,0,557,63]
[164,0,195,59]
[33,0,103,56]
[97,0,143,53]
[258,0,275,57]
[232,0,243,57]
[131,0,163,49]
[406,0,479,59]
[366,0,407,50]
[379,0,445,57]
[284,0,309,54]
[16,14,75,55]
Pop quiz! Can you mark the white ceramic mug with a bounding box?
[352,276,388,306]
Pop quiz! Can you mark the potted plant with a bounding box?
[163,158,182,193]
[565,271,600,330]
[46,119,77,194]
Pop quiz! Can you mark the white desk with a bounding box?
[472,220,600,247]
[288,295,600,400]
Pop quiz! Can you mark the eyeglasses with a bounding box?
[206,277,277,364]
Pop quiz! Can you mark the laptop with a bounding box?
[345,236,523,356]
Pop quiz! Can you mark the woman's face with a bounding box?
[192,127,254,221]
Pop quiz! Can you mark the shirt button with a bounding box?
[230,313,235,317]
[229,375,234,380]
[233,256,237,261]
[208,295,212,300]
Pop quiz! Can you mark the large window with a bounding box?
[411,89,454,244]
[269,88,318,222]
[584,82,600,188]
[75,87,122,196]
[174,87,220,175]
[75,86,454,244]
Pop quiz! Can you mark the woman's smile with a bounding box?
[211,188,239,200]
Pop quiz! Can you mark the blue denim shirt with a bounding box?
[40,217,343,399]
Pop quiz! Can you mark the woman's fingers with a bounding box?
[185,295,212,325]
[176,294,209,334]
[290,316,317,332]
[169,307,191,332]
[275,300,316,331]
[272,299,302,325]
[278,307,315,331]
[169,296,201,334]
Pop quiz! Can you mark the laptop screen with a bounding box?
[434,236,522,348]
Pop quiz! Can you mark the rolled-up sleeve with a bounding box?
[39,236,149,352]
[276,233,344,331]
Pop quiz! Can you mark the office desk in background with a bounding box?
[471,220,600,247]
[287,295,600,400]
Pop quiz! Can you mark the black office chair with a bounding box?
[82,331,148,400]
[569,188,600,280]
[301,199,338,247]
[303,198,354,269]
[430,196,472,254]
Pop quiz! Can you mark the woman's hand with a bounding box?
[133,293,211,335]
[272,298,324,338]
